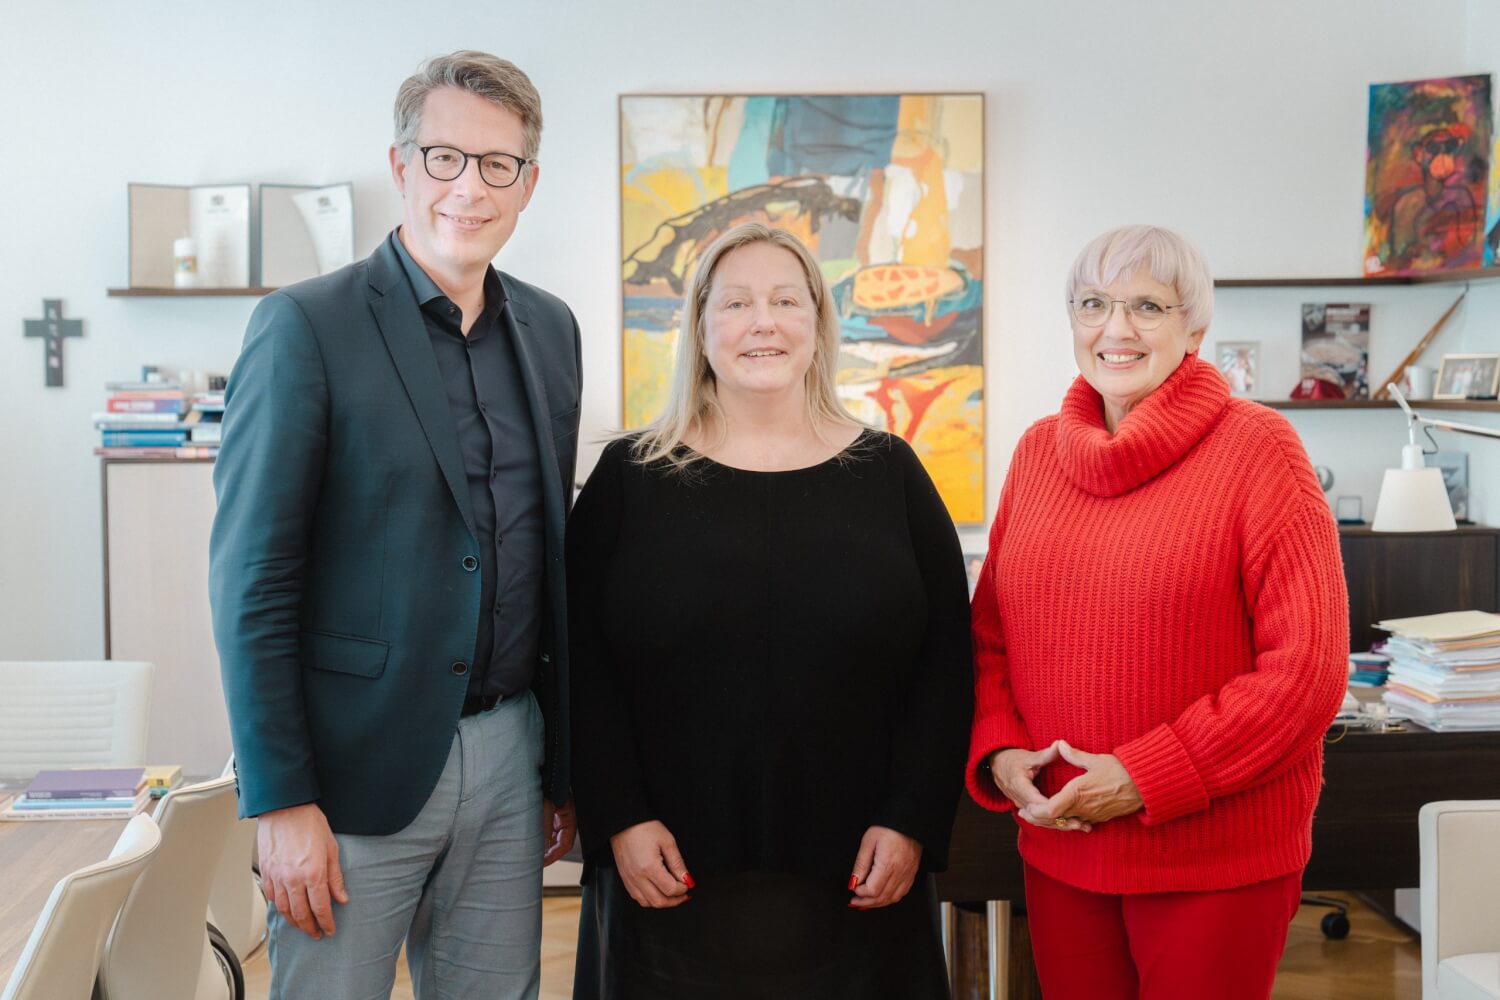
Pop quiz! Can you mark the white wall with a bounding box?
[2,0,1495,658]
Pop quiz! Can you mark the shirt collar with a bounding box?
[389,228,508,319]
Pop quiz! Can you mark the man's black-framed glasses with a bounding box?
[418,145,532,189]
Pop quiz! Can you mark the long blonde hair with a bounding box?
[629,223,861,468]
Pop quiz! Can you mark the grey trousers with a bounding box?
[267,692,545,1000]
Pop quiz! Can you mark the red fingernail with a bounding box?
[848,874,860,890]
[682,872,696,889]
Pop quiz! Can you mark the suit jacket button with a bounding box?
[462,556,478,571]
[451,661,469,675]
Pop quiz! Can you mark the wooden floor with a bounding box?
[243,891,1419,999]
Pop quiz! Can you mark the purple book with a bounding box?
[24,767,145,800]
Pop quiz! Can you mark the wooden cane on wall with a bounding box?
[1373,287,1468,400]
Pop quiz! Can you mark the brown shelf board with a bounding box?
[107,287,277,297]
[1216,266,1500,288]
[1260,399,1500,411]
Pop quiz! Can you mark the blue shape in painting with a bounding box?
[728,97,776,191]
[767,96,900,177]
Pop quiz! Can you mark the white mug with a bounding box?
[1404,365,1435,400]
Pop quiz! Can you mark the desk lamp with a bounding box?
[1371,384,1500,532]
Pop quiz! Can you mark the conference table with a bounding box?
[4,724,1500,990]
[0,808,135,986]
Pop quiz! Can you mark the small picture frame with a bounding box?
[1213,340,1260,398]
[1435,353,1500,400]
[964,552,986,597]
[1335,495,1364,524]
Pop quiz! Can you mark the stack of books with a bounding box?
[1348,650,1391,687]
[1381,610,1500,731]
[187,389,225,445]
[1,767,151,821]
[144,764,184,799]
[94,380,217,458]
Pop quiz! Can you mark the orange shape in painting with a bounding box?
[851,264,964,314]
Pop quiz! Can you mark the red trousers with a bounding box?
[1023,863,1302,1000]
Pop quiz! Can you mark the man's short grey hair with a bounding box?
[394,51,543,162]
[1066,225,1214,333]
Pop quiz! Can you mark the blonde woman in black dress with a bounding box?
[570,223,972,999]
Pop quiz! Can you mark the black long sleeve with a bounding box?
[568,431,973,878]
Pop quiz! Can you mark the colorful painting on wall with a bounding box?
[1363,74,1491,276]
[620,94,985,522]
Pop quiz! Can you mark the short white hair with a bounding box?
[1065,225,1214,333]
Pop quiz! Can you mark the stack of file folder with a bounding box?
[1381,611,1500,731]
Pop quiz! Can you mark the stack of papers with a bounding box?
[1,767,150,821]
[1380,611,1500,731]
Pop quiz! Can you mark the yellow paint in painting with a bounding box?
[892,96,939,159]
[621,166,728,257]
[622,327,679,428]
[935,96,983,173]
[841,364,983,522]
[912,364,984,523]
[1490,136,1500,230]
[898,149,951,268]
[890,97,951,268]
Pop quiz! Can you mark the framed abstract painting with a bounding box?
[620,93,986,523]
[1363,74,1491,276]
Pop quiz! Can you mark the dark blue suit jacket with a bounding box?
[209,235,580,834]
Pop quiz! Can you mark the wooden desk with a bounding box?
[935,725,1500,997]
[0,814,131,986]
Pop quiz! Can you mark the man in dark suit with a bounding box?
[209,51,579,999]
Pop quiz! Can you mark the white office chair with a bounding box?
[0,661,154,779]
[0,814,161,1000]
[96,775,242,1000]
[1420,800,1500,999]
[206,756,267,963]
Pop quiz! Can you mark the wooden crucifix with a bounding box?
[23,299,83,388]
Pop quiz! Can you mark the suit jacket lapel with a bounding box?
[367,243,477,540]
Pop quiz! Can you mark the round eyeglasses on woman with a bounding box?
[418,145,532,189]
[1069,293,1184,331]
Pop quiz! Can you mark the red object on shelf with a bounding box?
[1290,376,1347,400]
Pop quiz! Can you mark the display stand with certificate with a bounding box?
[259,183,355,288]
[128,183,251,289]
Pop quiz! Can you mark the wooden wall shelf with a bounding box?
[107,287,277,297]
[1260,399,1500,411]
[1216,266,1500,288]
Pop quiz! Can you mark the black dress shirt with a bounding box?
[391,230,543,698]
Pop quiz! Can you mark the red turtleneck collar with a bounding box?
[1054,353,1231,498]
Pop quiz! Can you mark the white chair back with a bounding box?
[1420,800,1500,999]
[0,661,154,778]
[97,775,239,1000]
[0,814,161,1000]
[206,756,266,962]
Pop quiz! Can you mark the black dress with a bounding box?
[568,431,972,1000]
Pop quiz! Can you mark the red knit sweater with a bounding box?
[967,354,1348,894]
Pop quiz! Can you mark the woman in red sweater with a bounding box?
[967,224,1348,1000]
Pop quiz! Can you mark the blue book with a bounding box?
[101,430,189,447]
[11,793,143,810]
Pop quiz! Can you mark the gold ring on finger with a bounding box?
[1053,817,1068,829]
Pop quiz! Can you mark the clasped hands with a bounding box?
[988,740,1142,833]
[610,820,920,910]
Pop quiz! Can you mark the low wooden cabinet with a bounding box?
[1339,525,1500,652]
[101,458,230,776]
